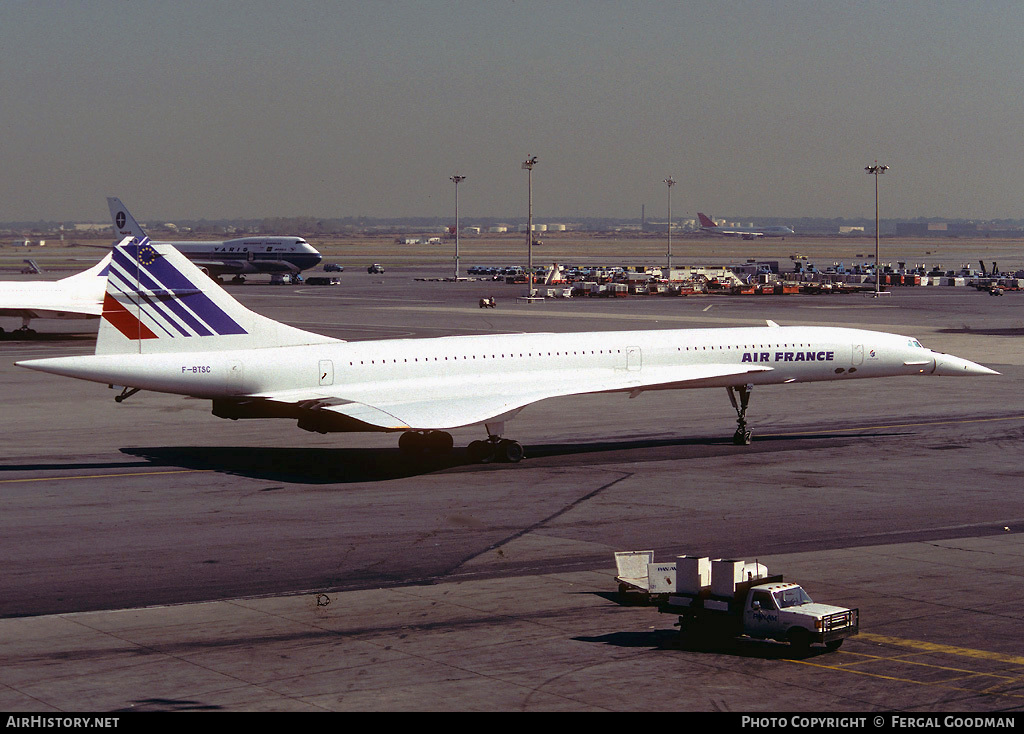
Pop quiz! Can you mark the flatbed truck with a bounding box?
[615,552,859,654]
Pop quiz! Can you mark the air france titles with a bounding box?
[742,350,835,364]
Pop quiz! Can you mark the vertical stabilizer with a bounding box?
[96,239,340,355]
[107,197,148,240]
[57,253,112,284]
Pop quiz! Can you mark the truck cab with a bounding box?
[743,582,858,652]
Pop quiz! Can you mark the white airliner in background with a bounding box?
[17,239,997,462]
[0,254,110,336]
[698,212,795,239]
[107,197,322,282]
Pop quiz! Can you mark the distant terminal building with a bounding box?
[895,222,978,236]
[839,226,865,235]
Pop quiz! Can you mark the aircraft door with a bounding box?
[319,359,334,386]
[852,344,864,366]
[626,346,642,372]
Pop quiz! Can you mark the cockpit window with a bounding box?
[908,339,924,349]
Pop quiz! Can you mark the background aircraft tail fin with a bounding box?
[96,238,339,355]
[697,212,716,227]
[107,197,148,240]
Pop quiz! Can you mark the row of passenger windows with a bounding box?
[345,343,819,366]
[349,349,625,365]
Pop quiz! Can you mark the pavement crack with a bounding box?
[451,471,634,572]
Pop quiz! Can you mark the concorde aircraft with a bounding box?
[0,253,110,336]
[108,198,321,282]
[17,238,997,463]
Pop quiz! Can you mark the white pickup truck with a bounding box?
[614,551,858,654]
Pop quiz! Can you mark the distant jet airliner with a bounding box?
[107,198,321,282]
[698,212,795,239]
[0,254,109,336]
[18,239,997,462]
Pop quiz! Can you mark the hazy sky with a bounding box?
[3,1,1024,222]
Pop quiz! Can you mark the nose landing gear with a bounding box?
[727,384,753,445]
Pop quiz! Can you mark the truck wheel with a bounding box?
[825,640,843,651]
[787,627,811,656]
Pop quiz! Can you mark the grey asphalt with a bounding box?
[1,269,1022,711]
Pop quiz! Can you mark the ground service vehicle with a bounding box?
[615,552,858,654]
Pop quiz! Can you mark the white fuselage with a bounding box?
[703,225,795,238]
[24,325,962,429]
[0,278,105,321]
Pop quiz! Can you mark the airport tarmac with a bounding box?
[1,268,1023,711]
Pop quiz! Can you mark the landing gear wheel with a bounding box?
[398,431,423,453]
[499,439,524,463]
[466,438,524,463]
[467,440,491,463]
[733,429,752,446]
[399,431,454,456]
[424,430,454,453]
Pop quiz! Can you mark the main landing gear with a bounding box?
[398,430,454,455]
[398,422,524,464]
[0,321,38,340]
[727,384,753,445]
[467,437,524,464]
[467,420,524,463]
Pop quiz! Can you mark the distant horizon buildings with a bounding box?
[5,214,1024,238]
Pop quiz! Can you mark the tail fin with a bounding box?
[57,252,112,284]
[96,238,340,355]
[107,197,148,240]
[697,212,716,228]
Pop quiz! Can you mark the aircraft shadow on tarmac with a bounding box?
[0,331,95,342]
[939,326,1024,337]
[116,431,892,484]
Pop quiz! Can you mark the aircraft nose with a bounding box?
[932,352,999,376]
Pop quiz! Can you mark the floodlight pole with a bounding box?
[865,162,889,297]
[522,155,538,297]
[450,174,466,278]
[664,176,676,275]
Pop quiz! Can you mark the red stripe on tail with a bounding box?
[102,293,158,340]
